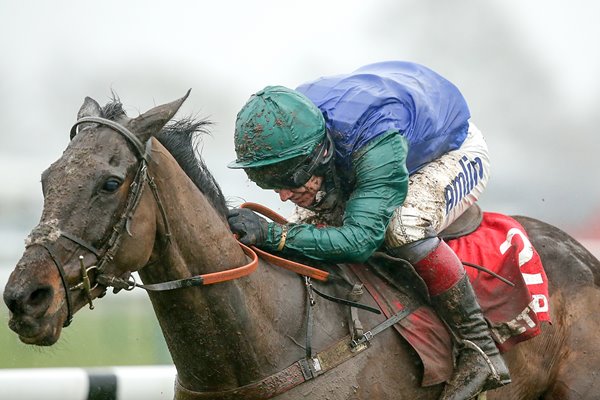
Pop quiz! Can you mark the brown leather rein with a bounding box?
[120,202,329,291]
[237,202,330,281]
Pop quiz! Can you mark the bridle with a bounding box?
[27,116,168,327]
[35,116,259,327]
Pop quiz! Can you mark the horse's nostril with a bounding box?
[28,286,53,310]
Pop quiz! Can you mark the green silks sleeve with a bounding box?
[262,131,409,263]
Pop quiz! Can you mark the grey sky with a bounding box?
[1,0,599,265]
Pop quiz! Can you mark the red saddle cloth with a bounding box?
[450,212,551,346]
[352,212,551,387]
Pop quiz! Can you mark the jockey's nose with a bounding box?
[277,189,294,202]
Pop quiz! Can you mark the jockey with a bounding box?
[227,61,511,399]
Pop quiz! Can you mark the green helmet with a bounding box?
[228,86,326,169]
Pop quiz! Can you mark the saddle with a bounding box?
[439,202,484,240]
[312,204,551,387]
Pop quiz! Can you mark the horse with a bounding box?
[4,92,600,399]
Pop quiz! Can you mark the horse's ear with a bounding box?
[128,89,191,143]
[74,97,103,136]
[78,96,102,119]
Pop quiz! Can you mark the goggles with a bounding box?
[247,136,333,190]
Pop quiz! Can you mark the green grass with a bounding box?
[0,295,172,368]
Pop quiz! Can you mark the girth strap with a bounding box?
[174,334,369,400]
[175,305,413,400]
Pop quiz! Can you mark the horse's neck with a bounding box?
[137,142,302,391]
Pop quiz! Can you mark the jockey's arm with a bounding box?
[262,131,409,263]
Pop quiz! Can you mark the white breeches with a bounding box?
[384,122,490,248]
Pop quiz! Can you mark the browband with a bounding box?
[70,116,149,162]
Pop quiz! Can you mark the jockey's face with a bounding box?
[275,175,323,208]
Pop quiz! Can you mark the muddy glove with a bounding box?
[227,208,269,246]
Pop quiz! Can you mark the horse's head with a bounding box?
[3,91,190,345]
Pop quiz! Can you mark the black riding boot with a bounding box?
[431,274,512,400]
[394,238,511,400]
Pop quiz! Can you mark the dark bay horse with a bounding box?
[4,92,600,399]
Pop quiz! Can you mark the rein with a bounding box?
[119,203,329,291]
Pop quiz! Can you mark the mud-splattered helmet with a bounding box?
[228,86,331,188]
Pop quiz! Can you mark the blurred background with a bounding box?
[1,0,599,370]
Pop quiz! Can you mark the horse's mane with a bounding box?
[100,98,229,219]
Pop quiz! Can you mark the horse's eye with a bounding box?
[102,178,122,193]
